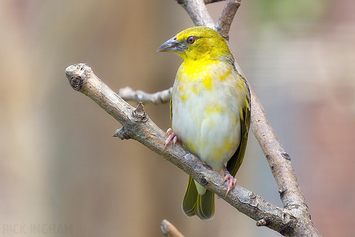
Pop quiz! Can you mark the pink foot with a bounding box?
[222,167,237,197]
[162,128,181,150]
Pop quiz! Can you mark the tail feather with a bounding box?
[196,189,215,220]
[182,176,198,216]
[182,176,215,220]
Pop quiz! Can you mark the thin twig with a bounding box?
[161,219,184,237]
[118,86,172,105]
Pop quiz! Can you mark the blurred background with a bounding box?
[0,0,354,236]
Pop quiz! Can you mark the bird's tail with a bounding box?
[182,176,215,220]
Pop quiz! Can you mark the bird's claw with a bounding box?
[223,174,237,198]
[163,128,179,150]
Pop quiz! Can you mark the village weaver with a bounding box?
[158,26,250,220]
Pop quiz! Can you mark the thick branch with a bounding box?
[249,89,320,236]
[66,63,297,235]
[250,90,303,208]
[216,0,241,40]
[118,86,311,220]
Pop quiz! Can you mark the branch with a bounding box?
[175,0,215,29]
[249,89,320,236]
[216,0,241,40]
[175,0,240,39]
[161,219,184,237]
[118,86,172,105]
[66,63,297,234]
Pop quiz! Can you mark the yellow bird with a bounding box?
[158,26,250,220]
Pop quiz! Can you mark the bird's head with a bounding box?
[157,26,234,63]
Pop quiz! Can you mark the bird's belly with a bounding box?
[172,93,241,172]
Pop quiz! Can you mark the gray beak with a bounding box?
[157,36,187,53]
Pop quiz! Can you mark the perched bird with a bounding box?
[157,26,250,220]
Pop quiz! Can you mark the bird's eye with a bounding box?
[186,36,195,44]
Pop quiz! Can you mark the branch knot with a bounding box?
[199,176,208,186]
[256,218,269,227]
[132,102,148,122]
[281,152,291,161]
[66,63,91,91]
[113,127,131,140]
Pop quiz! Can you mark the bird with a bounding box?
[157,26,250,220]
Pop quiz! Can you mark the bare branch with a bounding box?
[118,86,172,105]
[249,90,303,208]
[249,89,320,236]
[65,63,297,235]
[216,0,241,40]
[176,0,241,40]
[175,0,215,29]
[161,219,184,237]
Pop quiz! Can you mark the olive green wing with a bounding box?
[226,81,251,177]
[170,98,173,120]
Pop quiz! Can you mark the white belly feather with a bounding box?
[171,63,242,173]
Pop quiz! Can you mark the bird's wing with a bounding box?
[170,98,173,120]
[226,76,251,177]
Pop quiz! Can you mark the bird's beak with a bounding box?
[157,36,187,53]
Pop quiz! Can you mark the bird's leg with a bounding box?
[222,166,237,197]
[162,128,182,150]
